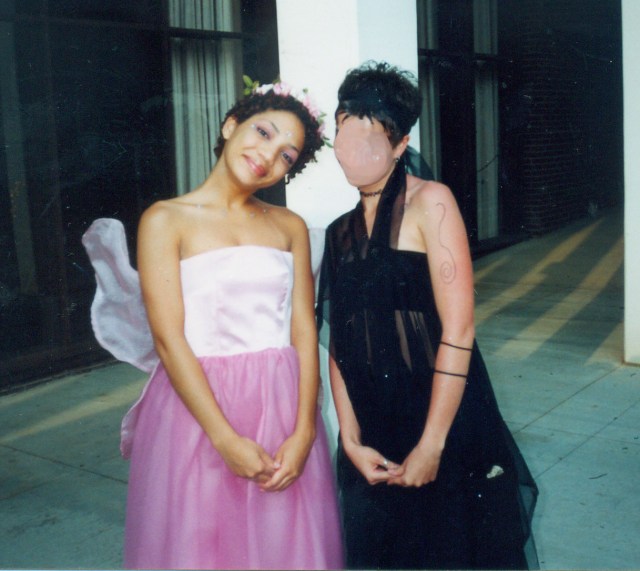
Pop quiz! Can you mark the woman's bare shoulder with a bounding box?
[141,196,200,226]
[406,175,455,206]
[257,201,306,231]
[138,199,201,248]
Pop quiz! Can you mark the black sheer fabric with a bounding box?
[316,162,538,570]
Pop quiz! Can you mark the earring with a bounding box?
[394,157,400,163]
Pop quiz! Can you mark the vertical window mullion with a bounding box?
[474,0,499,240]
[418,0,442,179]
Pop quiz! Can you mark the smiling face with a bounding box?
[221,110,305,189]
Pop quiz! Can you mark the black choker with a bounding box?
[359,188,383,198]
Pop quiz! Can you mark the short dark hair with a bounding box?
[214,90,324,180]
[336,61,421,146]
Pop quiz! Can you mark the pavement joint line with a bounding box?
[1,475,57,502]
[0,443,128,486]
[516,364,630,433]
[530,421,640,481]
[517,366,640,479]
[525,425,640,481]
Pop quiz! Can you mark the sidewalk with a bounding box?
[1,207,638,570]
[473,207,638,569]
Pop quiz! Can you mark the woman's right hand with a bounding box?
[329,356,399,485]
[344,442,400,485]
[215,434,277,484]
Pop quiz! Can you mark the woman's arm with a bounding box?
[137,203,276,482]
[388,180,474,487]
[329,354,400,484]
[261,215,319,491]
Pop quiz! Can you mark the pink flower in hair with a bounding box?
[244,75,330,146]
[302,94,321,121]
[273,82,293,97]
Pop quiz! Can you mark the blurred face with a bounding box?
[334,113,397,188]
[222,110,305,189]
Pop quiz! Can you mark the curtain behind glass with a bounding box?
[169,0,241,195]
[417,0,441,180]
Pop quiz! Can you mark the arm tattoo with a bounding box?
[436,202,456,284]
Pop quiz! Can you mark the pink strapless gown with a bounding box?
[83,220,343,570]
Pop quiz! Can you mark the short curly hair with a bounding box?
[214,90,324,181]
[336,61,421,147]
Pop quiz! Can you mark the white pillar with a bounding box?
[622,0,640,364]
[276,1,420,451]
[276,0,419,228]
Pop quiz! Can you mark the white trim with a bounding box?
[277,0,420,228]
[622,0,640,364]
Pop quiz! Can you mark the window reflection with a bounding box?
[0,1,278,390]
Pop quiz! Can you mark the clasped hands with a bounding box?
[345,440,443,488]
[215,430,314,493]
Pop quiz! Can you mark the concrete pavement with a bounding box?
[1,206,638,569]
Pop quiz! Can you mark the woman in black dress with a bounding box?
[317,61,538,570]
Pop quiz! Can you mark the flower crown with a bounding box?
[243,75,329,145]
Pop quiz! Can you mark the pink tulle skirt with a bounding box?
[122,346,343,570]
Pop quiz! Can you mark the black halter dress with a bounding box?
[317,164,538,570]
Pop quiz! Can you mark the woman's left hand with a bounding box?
[260,428,316,492]
[387,440,443,488]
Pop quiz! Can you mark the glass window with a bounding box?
[417,0,501,244]
[48,0,163,25]
[0,1,44,18]
[169,1,242,194]
[0,1,278,390]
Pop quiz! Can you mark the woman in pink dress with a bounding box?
[86,83,343,569]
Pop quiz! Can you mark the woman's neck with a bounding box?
[357,164,396,210]
[357,161,396,198]
[199,164,256,209]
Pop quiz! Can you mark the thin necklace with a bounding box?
[359,188,383,198]
[195,203,268,218]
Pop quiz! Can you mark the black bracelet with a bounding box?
[433,369,468,379]
[440,340,473,352]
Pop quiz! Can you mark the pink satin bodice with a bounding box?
[180,246,293,356]
[82,218,327,373]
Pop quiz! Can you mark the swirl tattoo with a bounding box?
[436,202,456,284]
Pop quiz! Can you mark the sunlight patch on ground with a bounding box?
[0,381,142,444]
[493,238,622,360]
[475,220,602,325]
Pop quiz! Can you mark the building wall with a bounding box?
[2,1,630,386]
[275,0,420,448]
[277,0,623,237]
[500,0,622,236]
[277,0,419,229]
